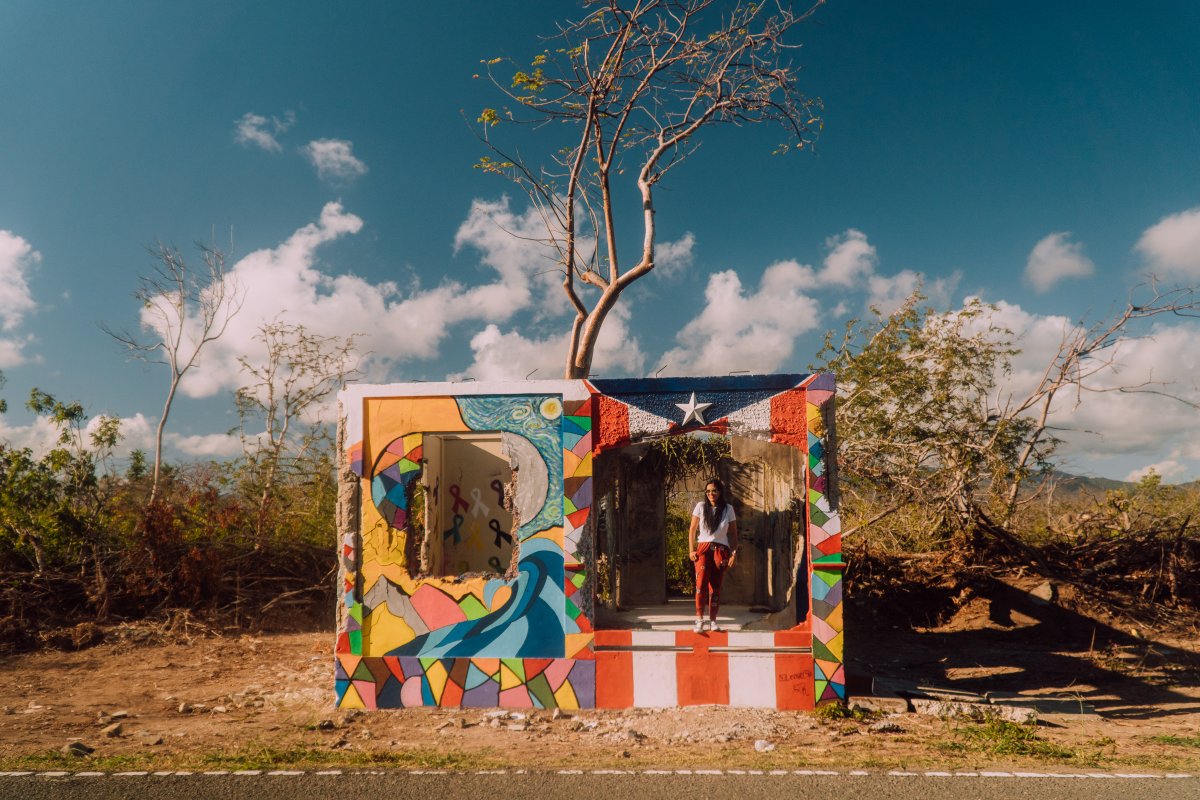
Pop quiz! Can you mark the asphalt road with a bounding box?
[1,771,1196,800]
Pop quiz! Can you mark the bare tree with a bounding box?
[477,0,824,378]
[234,321,363,537]
[994,282,1200,525]
[104,243,242,504]
[823,284,1200,568]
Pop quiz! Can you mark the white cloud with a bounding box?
[654,232,696,279]
[302,138,368,183]
[1136,207,1200,279]
[0,231,38,331]
[234,111,295,153]
[1025,232,1095,293]
[165,198,584,399]
[818,229,877,287]
[452,196,571,319]
[0,414,60,454]
[961,299,1200,464]
[452,304,646,382]
[868,270,960,316]
[867,270,921,316]
[0,230,40,367]
[660,261,822,376]
[0,412,152,460]
[1125,459,1187,483]
[0,335,34,369]
[167,431,243,458]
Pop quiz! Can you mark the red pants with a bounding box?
[693,542,730,619]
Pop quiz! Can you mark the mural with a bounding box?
[336,375,840,709]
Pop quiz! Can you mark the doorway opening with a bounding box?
[592,433,808,631]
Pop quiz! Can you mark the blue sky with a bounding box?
[1,1,1199,481]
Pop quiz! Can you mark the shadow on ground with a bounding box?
[848,575,1200,720]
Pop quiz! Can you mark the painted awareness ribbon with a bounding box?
[489,518,513,548]
[469,487,489,518]
[448,484,470,514]
[443,514,464,544]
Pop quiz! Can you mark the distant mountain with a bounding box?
[1044,471,1200,498]
[1050,471,1132,495]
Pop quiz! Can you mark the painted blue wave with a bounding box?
[385,395,566,658]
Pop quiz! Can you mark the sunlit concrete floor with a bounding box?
[594,597,768,630]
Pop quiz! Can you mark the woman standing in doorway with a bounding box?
[688,478,738,633]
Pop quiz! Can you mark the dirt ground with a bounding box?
[1,576,1198,773]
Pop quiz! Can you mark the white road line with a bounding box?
[0,768,1193,780]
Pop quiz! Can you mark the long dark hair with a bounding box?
[702,478,728,532]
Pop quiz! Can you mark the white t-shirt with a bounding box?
[692,501,736,547]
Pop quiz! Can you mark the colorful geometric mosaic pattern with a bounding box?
[370,433,422,530]
[562,397,596,630]
[802,373,845,702]
[335,652,596,710]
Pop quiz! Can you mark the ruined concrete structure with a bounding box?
[334,374,842,709]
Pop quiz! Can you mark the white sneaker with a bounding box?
[709,621,723,632]
[692,619,705,633]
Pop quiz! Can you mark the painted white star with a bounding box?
[675,392,713,426]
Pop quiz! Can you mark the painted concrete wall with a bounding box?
[334,375,842,709]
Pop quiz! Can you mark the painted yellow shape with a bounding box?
[339,683,365,710]
[402,432,423,454]
[807,402,825,436]
[425,659,449,702]
[828,632,844,662]
[360,507,411,575]
[364,397,464,468]
[553,678,580,710]
[489,585,513,611]
[574,452,593,477]
[362,603,415,656]
[524,526,563,548]
[360,560,416,598]
[500,663,522,690]
[564,633,594,658]
[421,577,488,601]
[563,448,582,478]
[828,602,844,631]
